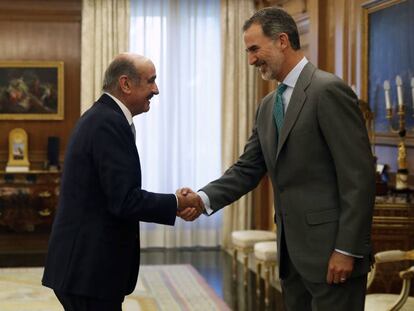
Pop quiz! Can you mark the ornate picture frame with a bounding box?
[361,0,414,145]
[0,61,64,120]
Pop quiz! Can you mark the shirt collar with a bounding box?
[104,92,133,125]
[282,56,308,89]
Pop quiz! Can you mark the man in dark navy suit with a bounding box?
[42,53,202,311]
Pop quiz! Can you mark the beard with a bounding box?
[258,62,280,81]
[257,53,284,81]
[259,63,275,80]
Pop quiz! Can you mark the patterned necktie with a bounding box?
[273,83,288,136]
[130,122,136,141]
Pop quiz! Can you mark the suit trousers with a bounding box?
[54,290,124,311]
[280,237,367,311]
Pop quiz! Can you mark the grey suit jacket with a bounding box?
[201,63,375,282]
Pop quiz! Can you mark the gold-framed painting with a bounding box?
[0,61,64,120]
[361,0,413,144]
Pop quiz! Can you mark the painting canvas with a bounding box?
[363,0,414,137]
[0,61,64,120]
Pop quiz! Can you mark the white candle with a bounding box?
[396,75,404,108]
[383,80,391,109]
[411,77,414,110]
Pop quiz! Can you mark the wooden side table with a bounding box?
[0,170,60,233]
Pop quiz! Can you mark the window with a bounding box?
[130,0,222,248]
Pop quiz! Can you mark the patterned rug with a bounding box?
[0,265,230,311]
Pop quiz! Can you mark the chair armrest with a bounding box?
[366,264,376,289]
[399,266,414,280]
[375,250,407,263]
[388,266,414,311]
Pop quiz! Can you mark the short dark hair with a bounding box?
[243,7,301,50]
[102,58,140,92]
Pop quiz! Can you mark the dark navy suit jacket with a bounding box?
[42,94,177,299]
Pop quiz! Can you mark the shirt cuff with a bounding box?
[197,191,213,215]
[335,249,363,258]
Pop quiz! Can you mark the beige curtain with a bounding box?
[221,0,257,248]
[81,0,130,114]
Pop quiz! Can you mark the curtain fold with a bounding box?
[220,0,257,248]
[130,0,222,248]
[81,0,130,114]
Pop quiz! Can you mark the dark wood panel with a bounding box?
[0,0,81,170]
[0,0,81,21]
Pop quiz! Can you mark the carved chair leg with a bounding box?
[232,248,238,281]
[256,262,262,296]
[265,265,270,306]
[243,252,249,288]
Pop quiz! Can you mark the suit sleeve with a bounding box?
[317,80,375,255]
[92,117,177,225]
[201,106,267,212]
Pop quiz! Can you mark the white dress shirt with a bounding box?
[280,56,308,112]
[104,92,133,126]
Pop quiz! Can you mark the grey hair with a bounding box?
[243,7,301,50]
[102,58,140,92]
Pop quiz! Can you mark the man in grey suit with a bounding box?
[179,7,375,311]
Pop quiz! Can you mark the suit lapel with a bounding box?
[276,62,316,160]
[96,93,137,148]
[264,92,278,166]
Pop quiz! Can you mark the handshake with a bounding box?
[176,188,204,221]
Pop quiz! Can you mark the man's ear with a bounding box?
[279,32,289,50]
[119,75,131,94]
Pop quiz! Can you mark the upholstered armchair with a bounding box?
[365,249,414,311]
[254,241,277,305]
[231,230,276,286]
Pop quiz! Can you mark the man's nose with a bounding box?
[153,83,159,95]
[247,53,257,66]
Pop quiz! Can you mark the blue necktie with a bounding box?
[273,83,288,137]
